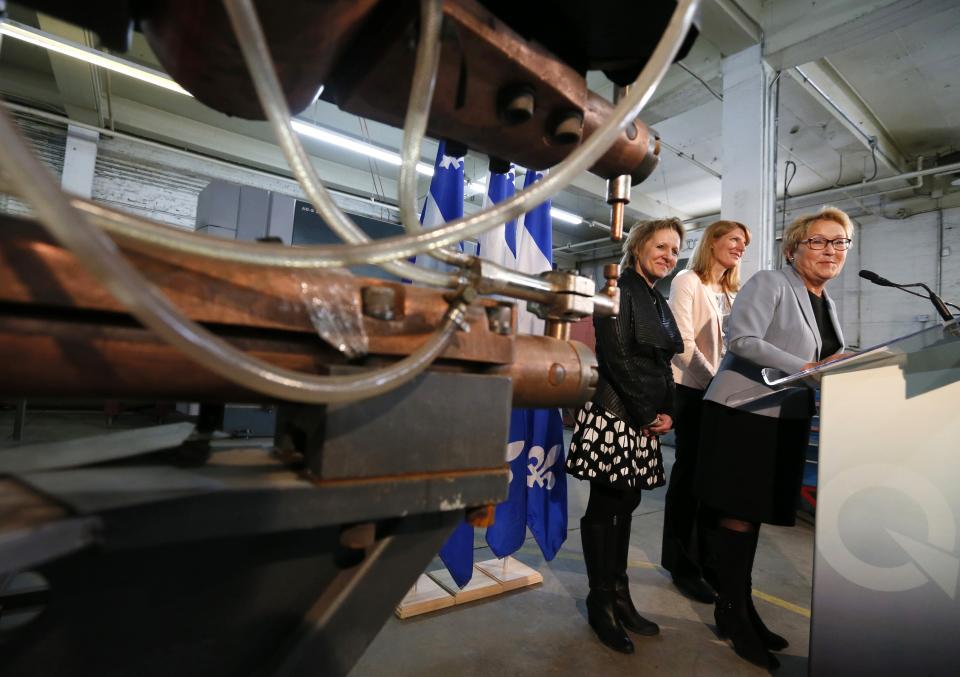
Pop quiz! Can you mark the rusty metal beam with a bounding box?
[0,214,596,406]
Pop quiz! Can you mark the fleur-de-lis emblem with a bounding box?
[505,440,524,484]
[527,443,560,490]
[439,155,463,170]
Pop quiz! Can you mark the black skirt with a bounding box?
[694,400,811,526]
[565,401,665,491]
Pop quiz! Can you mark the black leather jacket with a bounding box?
[591,267,683,432]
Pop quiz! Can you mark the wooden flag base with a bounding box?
[395,557,542,619]
[428,567,502,603]
[475,556,543,591]
[394,574,454,619]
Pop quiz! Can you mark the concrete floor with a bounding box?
[1,406,814,676]
[350,431,814,677]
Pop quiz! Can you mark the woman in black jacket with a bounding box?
[566,218,684,654]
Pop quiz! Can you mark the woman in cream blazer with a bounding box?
[662,220,750,604]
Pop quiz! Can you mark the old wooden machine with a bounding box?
[0,0,700,674]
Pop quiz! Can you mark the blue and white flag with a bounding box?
[475,164,517,268]
[514,169,554,334]
[523,406,567,560]
[413,140,465,276]
[418,141,474,587]
[485,168,568,562]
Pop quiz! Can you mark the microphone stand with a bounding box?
[859,270,958,322]
[904,283,954,322]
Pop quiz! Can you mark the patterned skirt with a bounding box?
[565,401,665,491]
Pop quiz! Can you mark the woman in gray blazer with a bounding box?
[696,207,853,670]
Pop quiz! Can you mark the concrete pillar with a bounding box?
[720,44,777,279]
[61,124,99,198]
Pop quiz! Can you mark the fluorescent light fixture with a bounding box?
[0,19,438,177]
[0,20,192,96]
[467,179,583,223]
[290,120,433,176]
[550,207,583,224]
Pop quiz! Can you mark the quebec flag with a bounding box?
[413,140,465,277]
[417,140,474,587]
[475,162,517,267]
[485,168,568,562]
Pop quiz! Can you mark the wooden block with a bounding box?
[395,574,454,619]
[475,556,543,592]
[427,566,503,604]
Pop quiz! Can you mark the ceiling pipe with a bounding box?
[783,157,960,209]
[660,139,722,179]
[793,65,901,170]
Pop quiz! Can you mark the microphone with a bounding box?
[858,269,894,287]
[859,269,956,322]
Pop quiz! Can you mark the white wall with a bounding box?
[831,207,959,348]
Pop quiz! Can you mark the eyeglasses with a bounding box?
[799,237,852,251]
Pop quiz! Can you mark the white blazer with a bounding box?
[668,269,730,390]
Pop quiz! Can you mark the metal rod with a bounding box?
[659,139,722,179]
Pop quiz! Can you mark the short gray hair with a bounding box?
[783,206,854,261]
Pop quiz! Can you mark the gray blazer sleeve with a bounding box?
[726,272,810,375]
[704,267,842,417]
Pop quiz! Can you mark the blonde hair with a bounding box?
[688,220,751,293]
[782,206,854,262]
[619,217,686,270]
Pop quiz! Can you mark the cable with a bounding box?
[833,152,843,187]
[677,62,723,101]
[781,159,797,249]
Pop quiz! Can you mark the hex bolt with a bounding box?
[361,286,396,321]
[486,304,513,335]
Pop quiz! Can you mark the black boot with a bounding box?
[698,508,721,597]
[746,528,789,651]
[613,515,660,635]
[581,517,634,653]
[713,528,779,670]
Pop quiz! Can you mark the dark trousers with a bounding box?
[661,383,708,578]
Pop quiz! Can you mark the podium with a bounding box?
[770,321,960,675]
